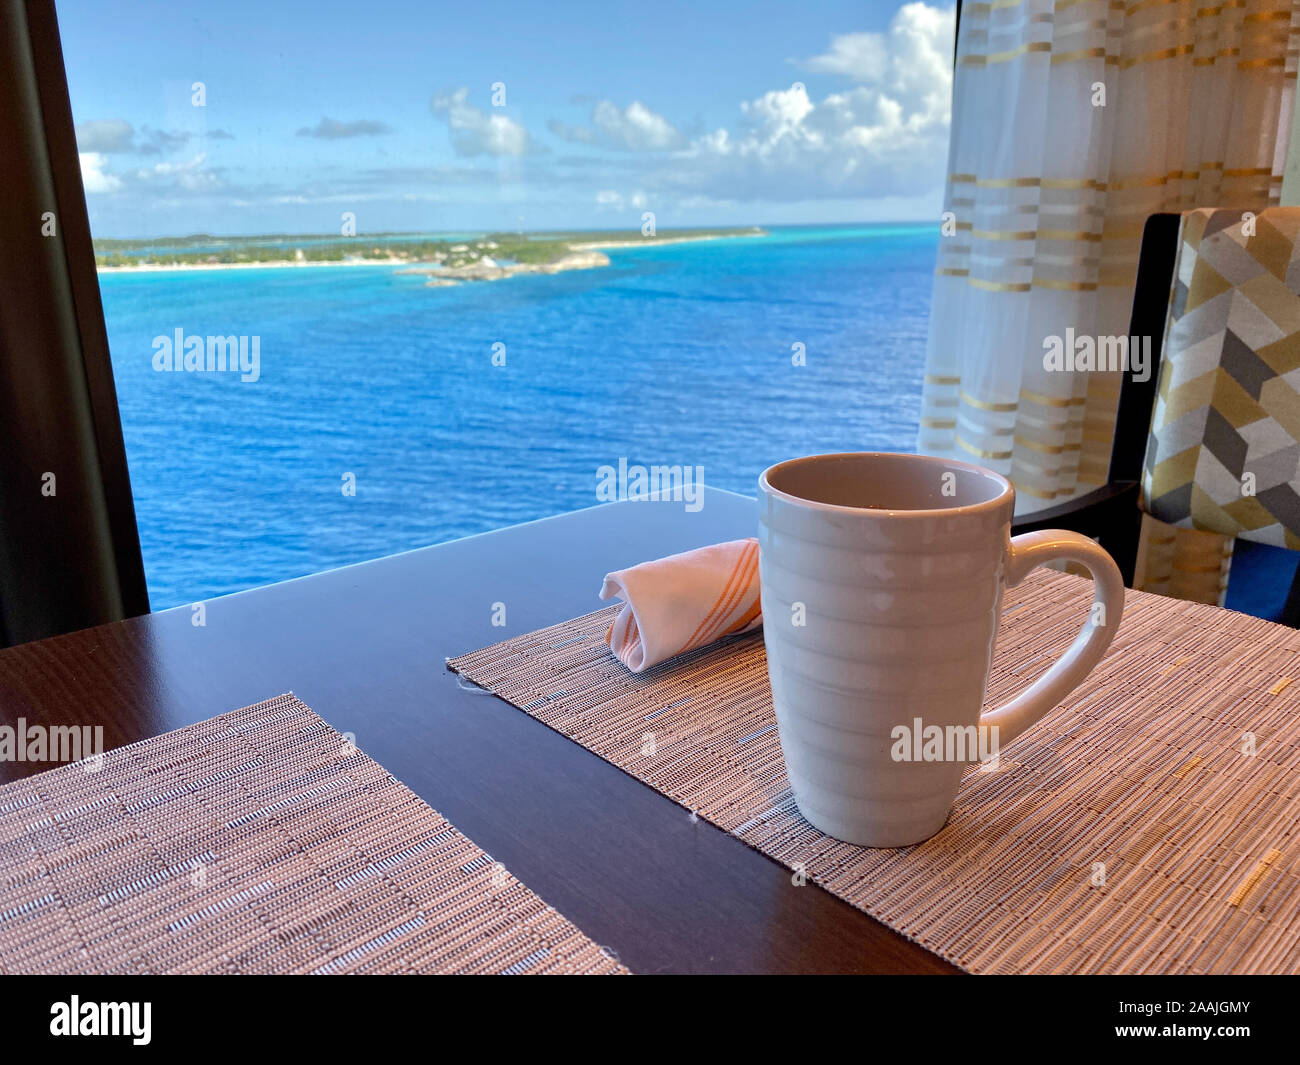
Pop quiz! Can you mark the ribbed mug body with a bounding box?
[758,453,1013,847]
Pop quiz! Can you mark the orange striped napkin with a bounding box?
[599,538,762,673]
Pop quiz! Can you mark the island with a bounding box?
[93,227,768,284]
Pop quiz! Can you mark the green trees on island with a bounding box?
[93,228,766,269]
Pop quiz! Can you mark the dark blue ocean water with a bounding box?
[99,224,936,609]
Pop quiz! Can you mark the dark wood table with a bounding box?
[0,487,956,974]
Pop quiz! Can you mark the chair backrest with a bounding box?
[1140,207,1300,550]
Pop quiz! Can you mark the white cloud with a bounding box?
[592,101,681,150]
[803,33,890,80]
[75,119,201,155]
[743,85,816,131]
[669,3,955,202]
[133,153,222,191]
[432,88,533,157]
[801,4,953,131]
[594,189,648,211]
[551,100,681,151]
[548,118,596,144]
[296,117,392,139]
[76,119,135,153]
[80,146,225,197]
[79,152,121,193]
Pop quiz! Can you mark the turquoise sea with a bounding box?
[98,223,937,609]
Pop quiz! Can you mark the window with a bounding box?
[56,0,955,607]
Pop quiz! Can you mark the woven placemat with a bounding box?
[0,693,625,975]
[449,570,1300,975]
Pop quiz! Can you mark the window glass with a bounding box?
[56,0,953,607]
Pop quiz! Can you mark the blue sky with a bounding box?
[56,0,955,237]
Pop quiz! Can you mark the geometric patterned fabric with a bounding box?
[1143,208,1300,549]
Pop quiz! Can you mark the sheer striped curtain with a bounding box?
[920,0,1300,601]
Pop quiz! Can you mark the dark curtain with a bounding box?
[0,0,148,647]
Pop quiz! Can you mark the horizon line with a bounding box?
[91,220,937,244]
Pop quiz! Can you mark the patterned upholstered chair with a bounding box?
[1012,207,1300,622]
[1143,208,1300,540]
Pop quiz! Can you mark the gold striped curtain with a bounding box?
[920,0,1300,604]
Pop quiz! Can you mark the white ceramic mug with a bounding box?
[758,452,1124,847]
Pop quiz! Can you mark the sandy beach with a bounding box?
[96,257,413,274]
[569,230,766,251]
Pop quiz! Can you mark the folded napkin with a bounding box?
[599,538,762,672]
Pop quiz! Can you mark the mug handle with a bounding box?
[979,530,1125,749]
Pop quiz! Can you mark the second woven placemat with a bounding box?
[0,693,625,975]
[449,570,1300,975]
